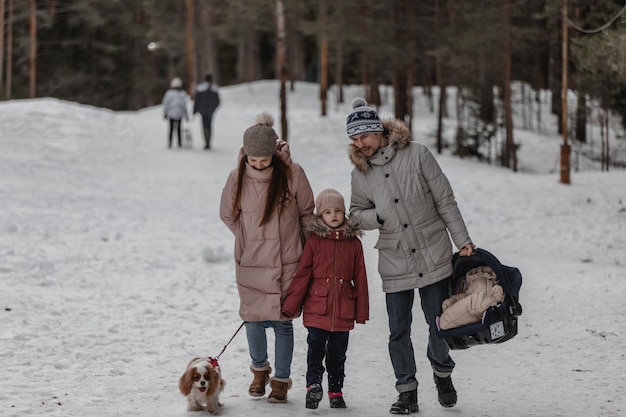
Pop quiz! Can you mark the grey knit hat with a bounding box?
[346,97,384,138]
[243,113,279,157]
[316,188,345,214]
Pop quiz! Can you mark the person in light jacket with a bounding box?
[282,188,369,410]
[220,112,314,404]
[346,98,475,414]
[162,77,189,148]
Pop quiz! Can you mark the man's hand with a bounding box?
[459,243,476,256]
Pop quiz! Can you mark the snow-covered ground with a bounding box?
[1,81,625,417]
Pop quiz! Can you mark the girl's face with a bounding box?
[321,208,345,229]
[247,156,272,170]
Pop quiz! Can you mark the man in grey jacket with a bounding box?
[346,98,475,414]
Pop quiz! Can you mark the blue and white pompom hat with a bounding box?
[346,97,384,138]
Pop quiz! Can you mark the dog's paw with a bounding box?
[187,404,204,412]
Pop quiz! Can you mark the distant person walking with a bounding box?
[193,73,220,150]
[162,77,189,148]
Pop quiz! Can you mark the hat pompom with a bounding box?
[255,112,274,127]
[351,97,368,109]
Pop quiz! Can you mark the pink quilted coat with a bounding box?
[220,142,315,322]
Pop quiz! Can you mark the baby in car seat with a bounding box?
[439,266,505,330]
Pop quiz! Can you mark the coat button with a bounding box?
[403,224,408,228]
[385,173,389,178]
[411,249,416,253]
[419,273,423,277]
[394,199,399,203]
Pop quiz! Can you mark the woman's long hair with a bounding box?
[231,154,293,226]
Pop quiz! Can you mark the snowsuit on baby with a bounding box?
[439,266,505,330]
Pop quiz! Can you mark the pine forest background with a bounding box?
[1,0,626,170]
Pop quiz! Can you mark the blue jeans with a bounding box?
[306,326,349,392]
[245,320,294,379]
[386,280,455,392]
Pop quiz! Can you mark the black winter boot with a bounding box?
[433,374,457,408]
[329,392,346,408]
[390,389,418,414]
[305,383,323,409]
[203,128,211,149]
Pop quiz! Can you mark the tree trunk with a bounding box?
[286,5,304,83]
[501,0,516,171]
[319,0,328,116]
[237,29,261,82]
[320,37,328,116]
[334,40,344,104]
[196,6,219,85]
[575,93,586,143]
[435,0,444,153]
[5,0,12,98]
[185,0,195,94]
[28,0,36,98]
[0,0,5,97]
[393,67,407,121]
[276,0,288,141]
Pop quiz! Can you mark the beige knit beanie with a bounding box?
[316,188,345,214]
[243,112,279,157]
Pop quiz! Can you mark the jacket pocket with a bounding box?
[421,220,452,267]
[375,233,409,277]
[338,282,357,320]
[303,282,329,315]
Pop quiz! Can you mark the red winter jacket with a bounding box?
[282,215,369,332]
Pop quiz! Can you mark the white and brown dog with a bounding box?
[179,357,225,414]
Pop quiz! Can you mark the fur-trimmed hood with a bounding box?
[348,118,412,172]
[307,214,364,239]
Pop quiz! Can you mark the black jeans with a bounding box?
[168,118,182,146]
[306,326,349,393]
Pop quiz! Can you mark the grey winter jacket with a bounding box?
[348,119,472,293]
[162,88,189,120]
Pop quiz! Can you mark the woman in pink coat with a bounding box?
[220,113,314,404]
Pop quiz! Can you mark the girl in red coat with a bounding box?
[282,188,369,410]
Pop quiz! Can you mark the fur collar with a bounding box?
[348,118,412,172]
[307,215,364,239]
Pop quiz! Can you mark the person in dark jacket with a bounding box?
[346,98,475,414]
[282,188,369,410]
[193,73,220,149]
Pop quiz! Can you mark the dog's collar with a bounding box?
[209,356,219,368]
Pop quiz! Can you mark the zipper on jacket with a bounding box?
[330,238,339,332]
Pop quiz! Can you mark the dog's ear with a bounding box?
[204,366,221,397]
[179,368,194,396]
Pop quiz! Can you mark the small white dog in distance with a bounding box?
[179,357,225,414]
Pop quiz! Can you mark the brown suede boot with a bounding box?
[267,377,292,403]
[249,364,271,397]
